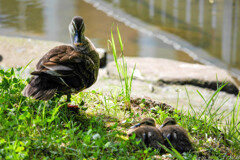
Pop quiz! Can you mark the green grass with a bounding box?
[0,65,240,159]
[108,26,136,110]
[0,67,159,159]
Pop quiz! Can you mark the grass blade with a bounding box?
[117,26,123,52]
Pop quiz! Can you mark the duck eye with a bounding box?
[146,122,153,125]
[167,121,175,125]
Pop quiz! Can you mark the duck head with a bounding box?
[130,118,156,129]
[159,117,177,129]
[69,16,86,51]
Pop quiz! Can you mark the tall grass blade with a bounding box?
[21,59,34,74]
[117,26,123,52]
[232,93,240,126]
[196,90,207,105]
[109,25,135,106]
[158,142,184,160]
[198,83,228,119]
[129,64,136,98]
[185,87,196,114]
[110,29,123,88]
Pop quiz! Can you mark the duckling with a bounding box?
[128,118,164,152]
[22,16,100,107]
[127,118,156,139]
[159,117,194,153]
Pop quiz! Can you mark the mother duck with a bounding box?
[22,16,100,107]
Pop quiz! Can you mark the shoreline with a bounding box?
[0,36,239,119]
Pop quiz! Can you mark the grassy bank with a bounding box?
[0,66,239,159]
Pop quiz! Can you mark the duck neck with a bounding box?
[74,36,89,53]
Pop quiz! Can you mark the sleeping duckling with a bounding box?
[159,117,194,153]
[22,16,100,107]
[128,118,164,152]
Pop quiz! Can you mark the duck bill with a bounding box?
[130,123,141,129]
[159,123,167,129]
[159,124,164,129]
[73,33,83,46]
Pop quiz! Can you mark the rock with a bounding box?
[96,48,107,68]
[107,57,239,95]
[0,36,62,68]
[91,74,239,119]
[0,36,108,69]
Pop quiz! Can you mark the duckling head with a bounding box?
[130,118,156,129]
[159,117,177,129]
[69,16,86,50]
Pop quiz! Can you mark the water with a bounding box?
[0,0,239,79]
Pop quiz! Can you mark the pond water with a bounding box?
[0,0,239,79]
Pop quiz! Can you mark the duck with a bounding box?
[22,16,100,107]
[127,118,164,152]
[159,117,194,153]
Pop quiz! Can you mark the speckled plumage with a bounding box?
[159,118,194,153]
[22,16,99,101]
[128,118,164,152]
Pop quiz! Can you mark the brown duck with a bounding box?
[159,117,194,153]
[127,118,164,152]
[22,16,100,106]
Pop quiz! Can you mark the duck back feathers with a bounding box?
[128,126,164,151]
[22,42,99,100]
[159,120,194,153]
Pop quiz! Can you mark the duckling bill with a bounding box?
[159,117,194,153]
[22,16,100,105]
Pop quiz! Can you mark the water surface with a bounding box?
[0,0,239,79]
